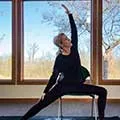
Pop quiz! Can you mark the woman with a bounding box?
[20,4,107,120]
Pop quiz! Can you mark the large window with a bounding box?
[24,2,56,79]
[102,0,120,80]
[0,0,119,85]
[23,1,91,80]
[0,1,12,80]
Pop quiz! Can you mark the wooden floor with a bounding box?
[0,101,120,118]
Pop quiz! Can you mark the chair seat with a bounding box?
[64,93,95,98]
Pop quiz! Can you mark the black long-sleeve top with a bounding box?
[44,14,84,93]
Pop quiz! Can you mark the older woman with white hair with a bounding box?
[20,4,107,120]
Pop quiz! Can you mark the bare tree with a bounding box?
[0,10,6,44]
[102,0,120,78]
[41,1,91,35]
[0,34,5,44]
[39,1,120,78]
[41,1,91,66]
[27,42,39,63]
[41,1,120,51]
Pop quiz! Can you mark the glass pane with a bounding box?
[24,1,91,79]
[0,2,12,79]
[102,0,120,79]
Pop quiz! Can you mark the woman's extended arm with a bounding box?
[43,58,59,93]
[43,68,59,93]
[61,4,78,50]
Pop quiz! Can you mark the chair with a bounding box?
[57,93,97,120]
[56,71,97,120]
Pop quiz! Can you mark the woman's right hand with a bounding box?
[41,93,46,100]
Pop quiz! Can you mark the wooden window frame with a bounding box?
[0,0,120,85]
[0,0,13,84]
[97,0,120,85]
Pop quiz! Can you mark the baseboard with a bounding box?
[0,98,120,103]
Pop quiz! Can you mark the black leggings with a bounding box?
[20,83,107,120]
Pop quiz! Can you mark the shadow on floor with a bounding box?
[0,116,119,120]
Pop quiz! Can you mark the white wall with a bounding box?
[0,85,120,99]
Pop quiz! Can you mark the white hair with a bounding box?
[53,33,65,54]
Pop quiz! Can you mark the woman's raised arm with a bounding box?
[61,4,78,50]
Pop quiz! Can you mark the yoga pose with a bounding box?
[20,4,107,120]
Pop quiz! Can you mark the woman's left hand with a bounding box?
[61,4,70,14]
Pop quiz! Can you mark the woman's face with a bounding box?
[61,35,72,48]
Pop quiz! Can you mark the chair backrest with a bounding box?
[80,66,90,79]
[79,66,90,83]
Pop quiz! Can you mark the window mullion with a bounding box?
[12,0,18,84]
[97,0,102,85]
[91,0,98,85]
[17,0,24,83]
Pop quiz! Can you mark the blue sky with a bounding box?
[24,2,57,58]
[0,1,70,58]
[1,1,119,59]
[23,1,72,59]
[0,1,12,56]
[0,1,58,58]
